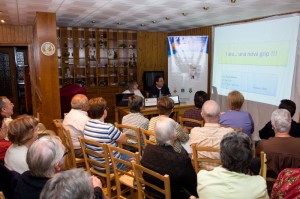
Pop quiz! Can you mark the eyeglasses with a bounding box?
[63,148,69,157]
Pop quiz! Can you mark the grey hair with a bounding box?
[271,109,291,133]
[128,95,143,113]
[0,96,8,109]
[220,132,252,174]
[40,168,94,199]
[201,100,220,122]
[26,135,65,178]
[154,117,176,145]
[71,94,88,109]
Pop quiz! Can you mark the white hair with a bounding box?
[271,109,291,133]
[26,135,65,177]
[40,168,94,199]
[154,117,176,145]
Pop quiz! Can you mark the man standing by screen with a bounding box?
[149,75,171,98]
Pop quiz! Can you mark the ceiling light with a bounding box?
[231,0,236,3]
[182,13,188,16]
[91,20,96,23]
[165,17,170,20]
[140,24,145,26]
[117,22,121,25]
[152,20,156,23]
[1,19,5,23]
[203,6,209,10]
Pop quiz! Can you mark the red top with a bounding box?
[0,139,12,160]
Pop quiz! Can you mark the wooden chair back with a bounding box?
[140,128,156,147]
[191,144,222,173]
[132,162,171,199]
[53,119,66,144]
[114,123,142,154]
[108,145,140,199]
[61,125,85,169]
[79,137,115,199]
[178,116,204,131]
[260,151,277,182]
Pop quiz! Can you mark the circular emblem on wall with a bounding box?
[41,42,56,56]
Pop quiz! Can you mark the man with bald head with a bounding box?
[189,100,234,170]
[63,94,89,158]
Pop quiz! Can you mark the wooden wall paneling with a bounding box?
[33,12,61,131]
[0,25,33,44]
[137,32,168,90]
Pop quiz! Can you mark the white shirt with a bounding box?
[123,89,144,99]
[63,109,89,149]
[4,144,29,174]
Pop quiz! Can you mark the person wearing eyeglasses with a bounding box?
[0,96,14,126]
[149,76,171,98]
[14,135,66,199]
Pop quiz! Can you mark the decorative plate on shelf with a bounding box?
[41,42,56,56]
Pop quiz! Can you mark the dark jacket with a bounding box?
[14,171,49,199]
[259,120,300,139]
[149,85,171,98]
[141,144,198,199]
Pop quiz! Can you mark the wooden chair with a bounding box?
[191,144,221,173]
[132,162,171,199]
[114,122,142,154]
[220,125,243,133]
[140,128,156,147]
[53,119,65,143]
[108,145,140,199]
[260,151,277,182]
[79,137,115,199]
[61,125,85,169]
[178,116,204,131]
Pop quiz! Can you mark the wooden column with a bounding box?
[32,12,60,131]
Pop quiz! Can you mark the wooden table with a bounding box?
[115,104,195,123]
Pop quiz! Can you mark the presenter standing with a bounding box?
[149,75,171,98]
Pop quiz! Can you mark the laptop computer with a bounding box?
[169,95,180,104]
[115,93,134,106]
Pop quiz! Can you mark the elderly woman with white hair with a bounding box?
[141,117,197,199]
[14,136,66,199]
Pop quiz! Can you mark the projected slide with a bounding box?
[212,15,300,105]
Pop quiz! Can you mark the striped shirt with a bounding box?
[122,112,149,144]
[84,119,122,172]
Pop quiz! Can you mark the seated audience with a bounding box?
[190,100,234,170]
[0,115,11,164]
[40,168,105,199]
[256,109,300,175]
[148,96,189,154]
[197,132,269,199]
[121,95,149,151]
[123,80,144,98]
[14,136,66,199]
[84,97,129,172]
[63,94,89,158]
[219,90,254,138]
[149,76,171,98]
[259,99,300,139]
[0,96,14,126]
[271,168,300,199]
[4,115,39,174]
[141,117,198,199]
[183,90,208,127]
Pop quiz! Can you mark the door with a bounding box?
[0,47,18,112]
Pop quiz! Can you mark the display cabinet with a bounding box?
[57,27,137,88]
